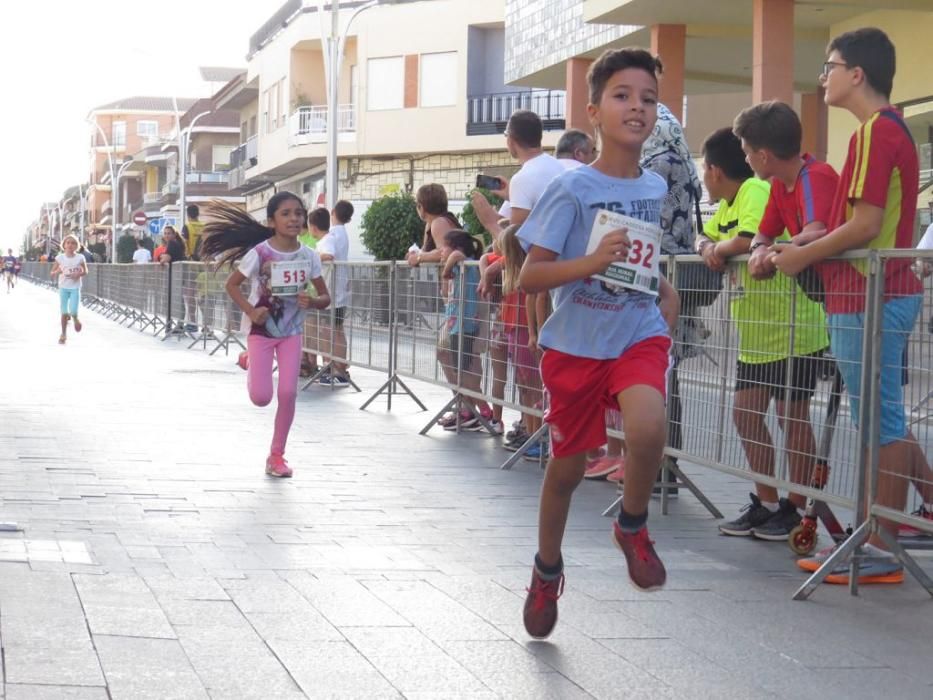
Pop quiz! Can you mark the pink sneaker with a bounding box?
[237,351,249,371]
[606,458,626,483]
[74,318,83,333]
[612,522,666,591]
[265,454,293,478]
[584,456,623,480]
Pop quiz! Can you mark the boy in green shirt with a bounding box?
[698,127,829,541]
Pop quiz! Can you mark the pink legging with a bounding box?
[247,333,302,456]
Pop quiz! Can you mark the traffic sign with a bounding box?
[133,211,147,226]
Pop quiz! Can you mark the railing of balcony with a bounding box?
[143,192,162,204]
[289,105,356,146]
[920,142,931,183]
[186,171,230,184]
[466,90,567,136]
[246,135,258,162]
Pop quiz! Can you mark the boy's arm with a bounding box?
[792,221,830,246]
[713,234,753,259]
[441,250,465,279]
[520,230,630,294]
[526,293,537,351]
[771,201,883,276]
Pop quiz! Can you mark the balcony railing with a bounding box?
[186,171,230,185]
[161,182,179,197]
[143,192,162,204]
[289,105,356,146]
[230,135,259,169]
[466,90,566,136]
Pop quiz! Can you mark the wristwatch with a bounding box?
[749,241,766,253]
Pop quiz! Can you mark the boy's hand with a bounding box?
[701,243,726,272]
[248,307,270,325]
[528,331,541,357]
[296,291,311,310]
[748,246,777,280]
[769,243,812,277]
[590,228,631,273]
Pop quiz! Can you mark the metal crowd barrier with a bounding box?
[19,250,933,600]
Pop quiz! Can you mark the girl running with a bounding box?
[49,235,88,344]
[201,193,331,478]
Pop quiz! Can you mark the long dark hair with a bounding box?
[200,192,304,266]
[444,229,483,260]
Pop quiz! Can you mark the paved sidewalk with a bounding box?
[0,281,931,699]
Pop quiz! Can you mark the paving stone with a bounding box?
[266,640,401,698]
[93,635,208,699]
[4,686,109,700]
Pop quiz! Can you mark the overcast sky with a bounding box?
[0,0,277,252]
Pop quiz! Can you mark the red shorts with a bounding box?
[541,336,672,458]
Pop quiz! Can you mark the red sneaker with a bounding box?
[74,318,83,332]
[265,454,293,478]
[522,566,564,639]
[584,456,622,480]
[606,458,626,483]
[612,522,666,591]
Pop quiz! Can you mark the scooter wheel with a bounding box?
[789,524,816,555]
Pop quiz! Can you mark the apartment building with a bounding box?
[504,0,933,231]
[218,0,570,255]
[86,96,198,243]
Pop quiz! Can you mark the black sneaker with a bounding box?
[751,498,802,541]
[718,493,774,536]
[503,430,529,452]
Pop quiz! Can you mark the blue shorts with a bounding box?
[59,287,80,316]
[829,295,921,445]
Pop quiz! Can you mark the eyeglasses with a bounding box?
[821,61,848,77]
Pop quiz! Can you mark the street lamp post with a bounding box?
[43,203,53,258]
[317,0,399,209]
[177,110,212,234]
[88,120,119,262]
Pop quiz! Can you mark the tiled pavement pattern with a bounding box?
[1,282,931,699]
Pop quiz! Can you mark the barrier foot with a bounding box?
[300,364,328,392]
[359,374,427,411]
[187,327,216,351]
[792,519,871,601]
[209,329,244,356]
[875,526,933,597]
[499,424,548,471]
[419,396,459,435]
[664,460,723,519]
[601,458,723,519]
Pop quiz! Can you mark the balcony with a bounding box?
[186,171,230,185]
[161,181,179,197]
[143,192,162,204]
[288,105,356,146]
[466,90,566,136]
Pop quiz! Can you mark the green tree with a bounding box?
[360,192,424,261]
[116,233,138,264]
[459,188,503,246]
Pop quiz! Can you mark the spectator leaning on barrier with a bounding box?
[301,208,330,377]
[772,28,933,583]
[158,226,186,265]
[698,126,829,542]
[315,200,353,386]
[182,204,204,261]
[407,184,460,267]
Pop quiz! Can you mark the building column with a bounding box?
[801,88,828,161]
[565,57,593,134]
[650,24,686,122]
[752,0,794,104]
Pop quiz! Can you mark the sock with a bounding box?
[617,508,648,533]
[534,553,563,580]
[862,543,895,559]
[761,501,779,513]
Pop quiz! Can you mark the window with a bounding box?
[112,121,126,147]
[420,52,457,108]
[212,145,234,171]
[367,56,404,111]
[280,79,288,128]
[268,83,279,133]
[137,120,158,139]
[350,65,358,106]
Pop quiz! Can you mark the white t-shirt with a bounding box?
[917,223,933,250]
[317,224,350,308]
[55,253,85,289]
[509,153,567,214]
[559,157,584,170]
[133,248,152,263]
[237,240,322,338]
